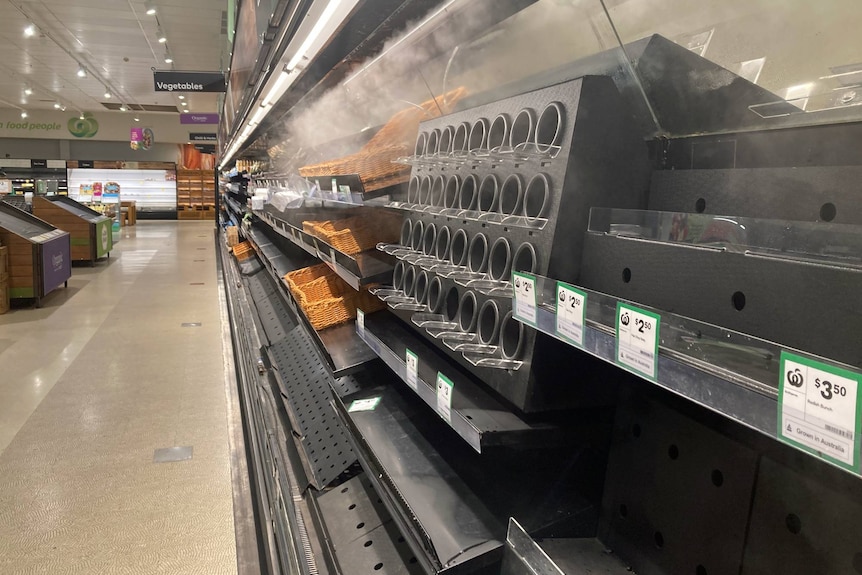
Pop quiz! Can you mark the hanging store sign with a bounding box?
[78,160,94,168]
[189,133,217,141]
[181,114,220,125]
[30,159,47,168]
[153,71,226,93]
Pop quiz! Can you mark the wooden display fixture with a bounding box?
[32,197,113,263]
[177,169,215,219]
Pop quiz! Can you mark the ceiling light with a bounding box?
[24,87,33,96]
[119,105,127,112]
[104,89,112,99]
[178,95,185,100]
[21,111,28,118]
[181,101,187,106]
[24,24,36,37]
[157,28,167,43]
[134,117,140,122]
[79,113,85,120]
[53,103,61,109]
[145,0,156,15]
[77,66,87,78]
[164,54,173,64]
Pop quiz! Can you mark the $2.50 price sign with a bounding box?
[512,272,537,325]
[615,302,661,380]
[779,351,861,472]
[555,282,587,347]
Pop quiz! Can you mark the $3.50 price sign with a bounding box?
[615,302,661,380]
[779,351,861,472]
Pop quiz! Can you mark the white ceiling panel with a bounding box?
[0,0,227,116]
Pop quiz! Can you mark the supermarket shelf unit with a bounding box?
[177,169,216,220]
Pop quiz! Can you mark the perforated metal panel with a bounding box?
[267,328,359,489]
[245,269,296,345]
[600,397,759,575]
[316,475,423,575]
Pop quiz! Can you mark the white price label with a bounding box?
[779,352,861,470]
[348,397,380,412]
[436,373,454,423]
[405,349,419,390]
[356,309,365,333]
[512,272,537,324]
[616,302,660,380]
[555,282,586,347]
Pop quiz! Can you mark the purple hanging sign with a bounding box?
[180,113,220,125]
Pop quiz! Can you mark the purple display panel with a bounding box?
[41,235,71,295]
[181,113,219,125]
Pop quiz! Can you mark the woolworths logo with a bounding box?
[68,113,99,138]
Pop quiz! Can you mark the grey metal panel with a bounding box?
[245,268,297,345]
[600,397,759,575]
[316,474,423,575]
[742,456,862,575]
[267,329,358,490]
[578,232,862,369]
[649,167,862,224]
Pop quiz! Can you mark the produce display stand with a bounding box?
[32,196,112,264]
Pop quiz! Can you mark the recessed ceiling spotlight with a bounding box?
[77,66,87,78]
[145,0,156,15]
[24,24,36,37]
[24,87,33,96]
[134,117,140,122]
[21,111,28,118]
[178,95,185,100]
[53,102,61,109]
[181,101,187,106]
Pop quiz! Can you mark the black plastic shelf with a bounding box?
[258,209,395,290]
[358,310,558,453]
[244,222,377,378]
[502,518,631,575]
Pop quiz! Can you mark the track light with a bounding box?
[119,104,127,112]
[53,103,61,109]
[181,101,187,106]
[104,90,112,99]
[24,24,36,37]
[164,54,173,64]
[24,87,33,96]
[79,113,85,120]
[77,66,87,78]
[178,95,185,100]
[145,0,156,15]
[21,111,28,118]
[157,27,167,43]
[134,117,140,122]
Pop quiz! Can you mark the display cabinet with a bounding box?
[219,1,862,574]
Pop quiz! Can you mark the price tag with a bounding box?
[616,302,660,380]
[356,309,365,334]
[436,372,454,423]
[555,282,587,347]
[512,272,537,325]
[779,351,861,471]
[405,349,419,390]
[348,397,380,412]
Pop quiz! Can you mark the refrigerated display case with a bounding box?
[219,1,862,574]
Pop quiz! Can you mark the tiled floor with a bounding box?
[0,221,238,575]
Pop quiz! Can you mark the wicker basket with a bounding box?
[232,241,254,261]
[283,263,384,330]
[299,87,468,192]
[304,212,402,255]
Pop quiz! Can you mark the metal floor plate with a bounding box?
[316,475,422,575]
[244,269,296,345]
[267,328,358,490]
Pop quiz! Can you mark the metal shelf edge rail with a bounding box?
[244,221,376,378]
[356,310,558,454]
[510,272,862,478]
[221,239,309,575]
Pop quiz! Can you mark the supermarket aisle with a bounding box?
[0,222,238,574]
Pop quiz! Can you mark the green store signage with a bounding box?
[2,113,99,138]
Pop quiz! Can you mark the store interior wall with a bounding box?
[0,138,179,163]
